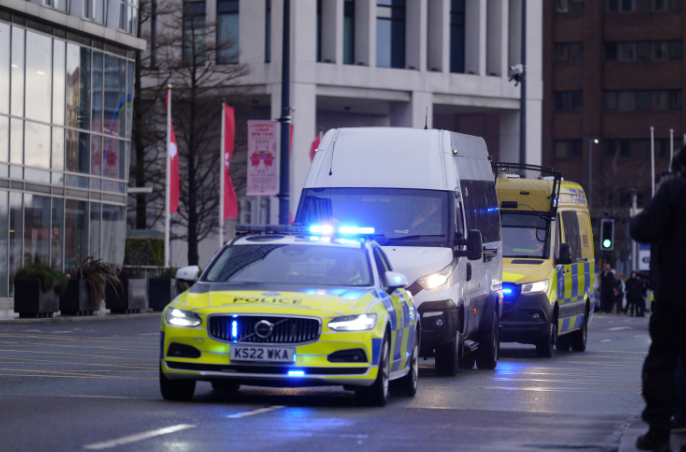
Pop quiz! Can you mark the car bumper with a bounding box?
[499,292,552,344]
[416,299,459,355]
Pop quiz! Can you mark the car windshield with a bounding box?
[297,188,450,247]
[501,213,550,259]
[202,244,373,287]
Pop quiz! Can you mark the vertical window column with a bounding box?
[183,0,207,65]
[376,0,406,68]
[450,0,465,73]
[217,0,239,64]
[265,0,271,62]
[343,0,355,64]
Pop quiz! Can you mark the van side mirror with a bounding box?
[557,244,572,265]
[455,229,483,261]
[384,271,409,292]
[176,266,200,285]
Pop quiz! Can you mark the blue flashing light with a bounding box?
[231,320,238,339]
[502,283,518,302]
[502,288,513,295]
[287,370,305,377]
[308,225,374,236]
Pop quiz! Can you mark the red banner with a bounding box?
[165,92,180,214]
[223,105,238,219]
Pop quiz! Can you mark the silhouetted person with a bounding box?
[626,272,643,317]
[600,263,615,314]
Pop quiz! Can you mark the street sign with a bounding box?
[638,243,651,272]
[247,120,278,196]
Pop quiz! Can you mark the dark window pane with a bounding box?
[620,140,631,157]
[554,141,568,159]
[217,0,239,64]
[608,0,619,10]
[637,42,652,60]
[652,90,668,109]
[570,141,583,158]
[183,0,207,65]
[555,43,569,62]
[634,140,650,159]
[569,43,584,62]
[554,92,569,111]
[64,199,88,272]
[654,42,668,60]
[450,0,465,72]
[636,91,651,109]
[603,140,617,158]
[669,41,682,60]
[343,0,355,65]
[65,130,90,174]
[618,91,635,110]
[654,0,666,10]
[265,0,271,62]
[570,91,583,111]
[104,55,127,136]
[605,42,618,60]
[556,0,569,12]
[24,194,51,266]
[92,52,103,132]
[570,0,585,14]
[637,0,652,11]
[619,42,635,60]
[621,0,634,11]
[669,90,682,109]
[671,0,683,10]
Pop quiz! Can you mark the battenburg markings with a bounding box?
[371,338,382,365]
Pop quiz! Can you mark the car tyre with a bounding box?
[395,327,419,396]
[160,365,196,401]
[435,331,460,377]
[570,313,588,352]
[476,314,499,370]
[536,321,557,358]
[459,352,476,370]
[356,333,390,406]
[211,380,241,392]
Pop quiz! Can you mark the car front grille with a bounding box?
[208,315,321,344]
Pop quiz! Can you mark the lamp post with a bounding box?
[588,138,599,211]
[519,0,527,165]
[277,0,291,225]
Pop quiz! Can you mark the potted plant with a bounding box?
[148,267,178,312]
[60,257,121,316]
[13,263,67,318]
[106,267,148,314]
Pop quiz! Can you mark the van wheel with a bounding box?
[459,353,476,369]
[476,314,499,370]
[570,315,588,352]
[160,365,195,401]
[395,327,419,396]
[211,380,240,392]
[556,334,571,352]
[356,333,390,406]
[435,332,460,376]
[536,321,557,358]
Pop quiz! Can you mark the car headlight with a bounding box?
[328,314,377,331]
[165,307,203,327]
[416,264,452,290]
[521,280,549,295]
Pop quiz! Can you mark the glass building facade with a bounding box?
[0,17,132,297]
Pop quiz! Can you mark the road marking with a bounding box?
[607,326,631,331]
[601,339,611,342]
[226,405,285,419]
[83,424,196,450]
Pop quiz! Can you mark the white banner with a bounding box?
[247,120,278,197]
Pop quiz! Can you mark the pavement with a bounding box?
[0,312,683,451]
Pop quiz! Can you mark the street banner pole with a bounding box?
[278,0,291,225]
[165,85,172,268]
[650,126,655,197]
[669,128,674,173]
[519,0,526,165]
[220,100,225,248]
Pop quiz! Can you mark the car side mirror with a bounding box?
[557,243,572,265]
[176,266,200,286]
[455,229,483,261]
[384,272,409,292]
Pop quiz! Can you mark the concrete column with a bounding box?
[499,0,510,80]
[321,0,338,63]
[465,0,485,75]
[334,0,345,65]
[293,0,317,63]
[486,0,504,76]
[499,110,520,163]
[239,0,266,64]
[389,92,432,129]
[525,0,543,165]
[427,0,447,72]
[508,0,522,67]
[290,83,317,214]
[406,0,426,71]
[356,0,374,66]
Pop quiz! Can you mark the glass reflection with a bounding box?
[102,204,125,266]
[103,137,125,192]
[91,134,102,176]
[10,119,22,165]
[51,198,64,271]
[92,52,103,132]
[24,121,50,169]
[0,116,7,162]
[52,127,64,171]
[66,129,90,174]
[9,191,22,296]
[24,194,51,266]
[11,27,24,116]
[64,199,88,272]
[25,32,52,123]
[0,23,9,115]
[66,45,91,130]
[24,168,50,184]
[104,55,127,136]
[126,61,134,139]
[0,191,7,297]
[90,202,101,259]
[53,40,66,126]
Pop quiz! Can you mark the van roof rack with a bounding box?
[491,163,562,217]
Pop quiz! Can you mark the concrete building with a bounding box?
[0,0,146,307]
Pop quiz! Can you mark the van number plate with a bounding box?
[230,346,295,363]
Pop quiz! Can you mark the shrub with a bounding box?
[14,263,68,296]
[72,257,122,307]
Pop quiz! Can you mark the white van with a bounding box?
[295,127,502,375]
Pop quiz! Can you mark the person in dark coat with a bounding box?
[625,272,643,317]
[630,149,686,451]
[600,263,615,314]
[614,273,625,314]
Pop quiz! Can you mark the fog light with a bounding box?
[532,313,540,320]
[434,318,444,328]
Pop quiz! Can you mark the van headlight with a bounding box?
[416,264,453,290]
[165,307,202,327]
[328,314,377,331]
[521,280,549,295]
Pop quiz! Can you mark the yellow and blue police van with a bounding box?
[493,164,595,357]
[160,224,420,407]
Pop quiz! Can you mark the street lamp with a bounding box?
[588,138,599,211]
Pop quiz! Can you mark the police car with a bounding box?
[160,225,420,406]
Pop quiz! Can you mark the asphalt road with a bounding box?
[0,314,653,452]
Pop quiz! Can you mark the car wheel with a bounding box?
[570,314,588,352]
[160,365,196,401]
[396,327,419,396]
[435,331,460,377]
[476,314,499,370]
[536,321,557,358]
[356,333,390,406]
[211,380,241,392]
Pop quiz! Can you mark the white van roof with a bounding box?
[303,127,491,191]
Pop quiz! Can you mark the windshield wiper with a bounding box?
[385,234,446,243]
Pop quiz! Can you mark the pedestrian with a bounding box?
[600,263,615,314]
[626,271,643,317]
[630,148,686,451]
[614,273,626,315]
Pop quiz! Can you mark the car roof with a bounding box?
[231,234,373,249]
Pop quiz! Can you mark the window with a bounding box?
[64,200,89,272]
[606,90,682,110]
[554,43,584,62]
[501,213,550,259]
[84,0,106,24]
[317,0,322,62]
[603,140,618,158]
[636,91,651,109]
[449,0,465,73]
[561,211,582,262]
[556,0,585,13]
[637,42,652,60]
[608,0,682,10]
[654,42,669,60]
[652,90,668,109]
[670,41,682,60]
[554,91,583,112]
[43,0,68,12]
[343,0,355,65]
[151,0,158,67]
[618,91,635,110]
[25,32,52,124]
[669,90,682,109]
[607,40,683,61]
[217,0,239,64]
[265,0,271,62]
[460,180,501,244]
[183,0,206,65]
[377,0,406,69]
[604,91,618,110]
[554,140,583,159]
[619,42,635,61]
[373,247,389,283]
[605,42,618,60]
[119,0,139,34]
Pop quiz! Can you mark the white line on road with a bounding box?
[607,326,631,331]
[226,405,285,419]
[83,424,196,450]
[601,339,612,342]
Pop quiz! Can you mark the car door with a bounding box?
[558,210,586,334]
[373,246,411,373]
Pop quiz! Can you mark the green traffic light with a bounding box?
[603,239,612,248]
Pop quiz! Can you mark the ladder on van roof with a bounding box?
[491,163,562,218]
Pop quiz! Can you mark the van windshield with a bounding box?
[297,188,451,247]
[501,212,550,259]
